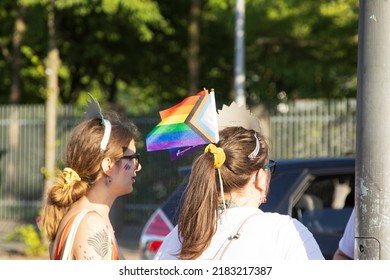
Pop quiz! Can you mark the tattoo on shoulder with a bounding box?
[87,229,109,258]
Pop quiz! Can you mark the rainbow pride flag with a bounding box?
[146,89,219,157]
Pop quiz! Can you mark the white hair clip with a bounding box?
[248,133,260,159]
[84,94,111,152]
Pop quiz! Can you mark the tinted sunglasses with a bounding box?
[261,159,276,174]
[120,153,140,170]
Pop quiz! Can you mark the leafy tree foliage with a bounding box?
[244,0,358,104]
[0,0,359,112]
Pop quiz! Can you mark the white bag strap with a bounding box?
[213,213,260,260]
[61,209,112,260]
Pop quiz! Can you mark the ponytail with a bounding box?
[178,127,269,259]
[42,169,90,242]
[178,151,220,260]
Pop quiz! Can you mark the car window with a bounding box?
[292,174,355,233]
[260,170,305,213]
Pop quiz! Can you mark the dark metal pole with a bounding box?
[356,0,390,260]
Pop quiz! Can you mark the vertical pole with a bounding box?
[234,0,246,107]
[43,0,60,196]
[356,0,390,259]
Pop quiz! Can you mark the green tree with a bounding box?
[0,0,47,104]
[0,0,359,110]
[244,0,359,103]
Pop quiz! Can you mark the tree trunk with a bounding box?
[6,5,26,199]
[188,0,201,95]
[44,0,61,196]
[9,4,26,104]
[6,107,19,199]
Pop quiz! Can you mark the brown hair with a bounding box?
[42,113,139,242]
[178,126,269,259]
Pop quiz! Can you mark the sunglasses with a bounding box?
[120,153,140,170]
[261,159,276,174]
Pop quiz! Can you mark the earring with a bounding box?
[263,196,267,204]
[106,176,112,186]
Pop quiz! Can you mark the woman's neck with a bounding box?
[221,182,262,209]
[83,188,113,215]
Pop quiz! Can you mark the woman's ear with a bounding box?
[101,157,113,175]
[254,169,268,194]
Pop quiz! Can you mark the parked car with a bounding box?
[139,157,355,260]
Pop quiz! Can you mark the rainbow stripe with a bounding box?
[146,90,219,153]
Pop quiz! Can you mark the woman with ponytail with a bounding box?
[42,97,141,260]
[155,126,324,260]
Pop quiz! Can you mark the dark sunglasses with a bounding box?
[261,159,276,174]
[120,153,140,170]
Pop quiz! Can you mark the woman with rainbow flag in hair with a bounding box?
[153,102,324,260]
[42,95,141,260]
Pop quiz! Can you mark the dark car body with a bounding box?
[140,157,355,259]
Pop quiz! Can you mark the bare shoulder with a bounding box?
[78,210,107,229]
[72,211,112,260]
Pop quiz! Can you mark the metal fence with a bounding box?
[0,105,79,221]
[0,99,356,224]
[271,99,356,158]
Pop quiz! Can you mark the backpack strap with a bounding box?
[213,213,261,260]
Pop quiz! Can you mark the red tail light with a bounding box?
[144,209,173,236]
[140,209,173,259]
[148,240,163,252]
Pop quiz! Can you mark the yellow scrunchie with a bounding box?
[204,144,226,169]
[63,167,81,190]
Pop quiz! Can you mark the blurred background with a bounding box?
[0,0,358,259]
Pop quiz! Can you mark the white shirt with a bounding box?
[338,208,354,259]
[155,207,324,260]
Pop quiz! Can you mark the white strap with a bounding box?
[61,209,112,260]
[213,213,260,260]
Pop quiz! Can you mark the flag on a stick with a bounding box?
[146,89,219,159]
